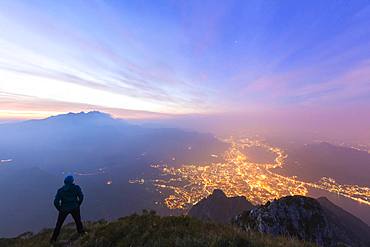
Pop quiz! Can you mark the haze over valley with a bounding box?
[0,112,369,237]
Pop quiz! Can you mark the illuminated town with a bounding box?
[132,138,370,210]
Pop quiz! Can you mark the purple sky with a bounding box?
[0,0,369,141]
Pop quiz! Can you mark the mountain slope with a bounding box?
[234,195,370,247]
[0,211,315,247]
[188,189,254,224]
[277,142,370,186]
[317,197,370,247]
[0,111,227,172]
[0,111,228,237]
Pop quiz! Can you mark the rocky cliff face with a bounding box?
[234,195,370,247]
[188,189,254,224]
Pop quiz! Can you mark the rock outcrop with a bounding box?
[234,195,370,247]
[188,189,254,224]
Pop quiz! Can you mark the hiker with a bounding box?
[50,175,85,242]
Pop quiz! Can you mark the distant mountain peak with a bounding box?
[47,111,113,120]
[188,189,253,224]
[35,111,123,126]
[210,189,227,198]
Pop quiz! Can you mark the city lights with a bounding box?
[132,138,370,210]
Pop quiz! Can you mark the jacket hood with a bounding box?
[64,175,74,185]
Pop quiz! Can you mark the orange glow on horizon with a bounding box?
[0,109,174,122]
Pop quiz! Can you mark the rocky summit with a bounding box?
[188,189,254,224]
[233,195,370,247]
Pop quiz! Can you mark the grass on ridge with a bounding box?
[0,210,316,247]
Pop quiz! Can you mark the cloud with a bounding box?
[0,1,212,115]
[0,0,370,122]
[0,92,170,121]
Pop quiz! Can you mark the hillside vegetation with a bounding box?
[0,210,315,247]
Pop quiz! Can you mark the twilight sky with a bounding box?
[0,0,370,137]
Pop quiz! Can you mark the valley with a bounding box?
[132,138,370,213]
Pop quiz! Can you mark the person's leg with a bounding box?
[50,211,68,242]
[71,208,84,234]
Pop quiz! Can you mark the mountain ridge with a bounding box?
[0,211,315,247]
[234,195,370,247]
[187,189,369,246]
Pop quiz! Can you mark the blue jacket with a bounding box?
[54,183,84,212]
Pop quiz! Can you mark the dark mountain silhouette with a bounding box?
[188,189,254,223]
[317,197,370,246]
[276,142,370,186]
[0,111,228,237]
[272,141,370,226]
[0,111,227,172]
[188,190,370,246]
[234,195,370,247]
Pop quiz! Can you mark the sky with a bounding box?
[0,0,369,139]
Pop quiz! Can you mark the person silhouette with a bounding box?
[50,175,85,242]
